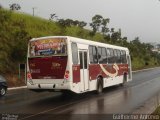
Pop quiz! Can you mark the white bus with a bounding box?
[27,36,132,93]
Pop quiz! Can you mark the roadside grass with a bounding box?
[5,72,25,88]
[10,11,62,37]
[153,107,160,114]
[150,107,160,120]
[132,57,159,71]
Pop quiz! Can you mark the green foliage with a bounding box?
[57,19,87,28]
[132,57,144,70]
[90,14,103,35]
[11,29,29,62]
[101,18,110,36]
[9,3,21,11]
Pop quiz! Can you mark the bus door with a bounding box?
[127,55,132,81]
[79,50,89,91]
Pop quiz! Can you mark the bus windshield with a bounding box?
[29,38,67,57]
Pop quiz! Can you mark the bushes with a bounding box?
[0,9,29,73]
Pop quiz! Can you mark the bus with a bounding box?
[26,36,132,94]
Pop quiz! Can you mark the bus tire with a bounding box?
[97,77,103,94]
[121,73,127,86]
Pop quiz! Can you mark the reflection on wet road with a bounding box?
[1,67,160,120]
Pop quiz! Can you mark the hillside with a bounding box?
[0,9,160,87]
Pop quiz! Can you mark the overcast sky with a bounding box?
[0,0,160,43]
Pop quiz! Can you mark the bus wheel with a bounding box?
[97,77,103,94]
[121,73,127,86]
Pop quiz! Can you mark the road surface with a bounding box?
[1,67,160,120]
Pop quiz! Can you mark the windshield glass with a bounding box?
[29,38,67,57]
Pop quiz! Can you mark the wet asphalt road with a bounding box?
[1,67,160,120]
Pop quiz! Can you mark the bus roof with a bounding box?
[30,36,129,51]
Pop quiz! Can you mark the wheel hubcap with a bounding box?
[1,88,6,96]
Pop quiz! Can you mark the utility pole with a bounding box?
[32,7,36,16]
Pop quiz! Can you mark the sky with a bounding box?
[0,0,160,43]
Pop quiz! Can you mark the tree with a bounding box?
[0,4,2,9]
[57,18,87,28]
[57,18,72,27]
[110,31,119,44]
[110,28,121,44]
[110,28,115,33]
[57,19,66,27]
[90,14,103,35]
[77,21,87,28]
[65,19,74,26]
[72,20,79,26]
[11,29,29,62]
[131,37,141,45]
[49,13,58,21]
[9,3,21,11]
[101,18,110,35]
[129,37,145,61]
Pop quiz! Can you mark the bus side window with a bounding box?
[71,43,78,64]
[114,49,118,63]
[121,50,127,63]
[79,52,83,69]
[115,49,121,63]
[107,48,112,64]
[93,46,98,63]
[89,46,93,64]
[98,47,102,62]
[89,46,98,64]
[102,47,107,63]
[108,48,114,64]
[98,47,107,64]
[107,48,110,64]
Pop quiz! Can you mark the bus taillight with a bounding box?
[27,72,32,80]
[64,70,69,79]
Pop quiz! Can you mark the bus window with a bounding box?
[89,46,98,64]
[121,50,127,63]
[79,52,83,69]
[102,47,107,63]
[98,47,102,61]
[107,48,114,64]
[84,52,88,69]
[117,50,121,63]
[71,43,78,64]
[106,48,110,63]
[115,49,121,63]
[93,46,98,63]
[114,49,118,63]
[98,47,107,64]
[89,46,93,63]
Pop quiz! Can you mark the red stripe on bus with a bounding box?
[72,65,80,83]
[89,64,128,80]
